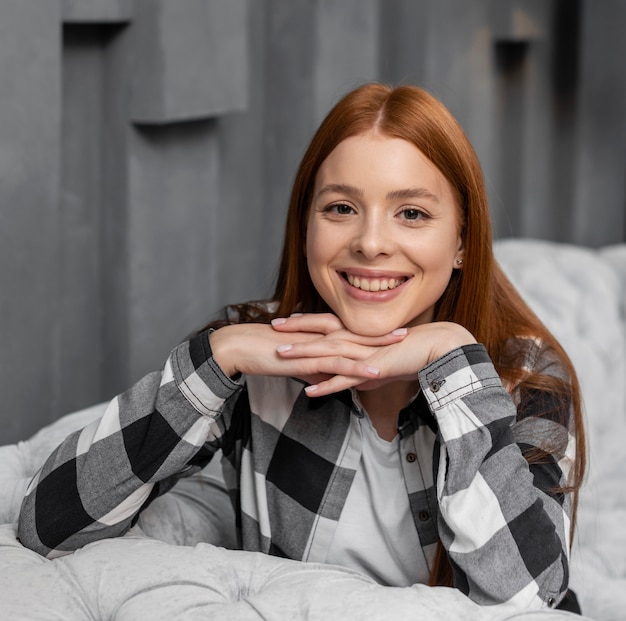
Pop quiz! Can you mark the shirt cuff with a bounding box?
[170,330,244,418]
[418,344,503,410]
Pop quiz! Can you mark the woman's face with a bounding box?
[306,133,464,337]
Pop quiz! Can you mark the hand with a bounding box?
[208,314,408,384]
[273,316,477,396]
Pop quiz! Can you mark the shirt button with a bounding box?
[406,452,417,463]
[430,380,444,392]
[418,511,430,522]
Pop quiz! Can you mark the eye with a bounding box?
[399,207,429,222]
[324,202,355,216]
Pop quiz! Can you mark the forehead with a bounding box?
[314,134,455,202]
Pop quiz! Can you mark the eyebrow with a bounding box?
[315,183,363,199]
[386,187,439,202]
[315,183,439,203]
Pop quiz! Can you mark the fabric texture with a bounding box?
[19,332,574,612]
[325,409,425,586]
[2,522,589,621]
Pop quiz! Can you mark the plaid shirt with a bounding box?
[18,332,574,611]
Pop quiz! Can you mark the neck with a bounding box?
[357,380,420,442]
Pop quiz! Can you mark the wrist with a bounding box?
[208,325,239,377]
[429,323,477,362]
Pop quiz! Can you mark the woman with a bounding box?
[18,84,585,612]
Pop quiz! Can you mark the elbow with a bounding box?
[483,549,569,613]
[17,497,53,558]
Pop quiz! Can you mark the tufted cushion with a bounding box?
[0,523,593,621]
[495,239,626,618]
[494,240,626,476]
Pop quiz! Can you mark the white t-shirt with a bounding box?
[326,412,428,586]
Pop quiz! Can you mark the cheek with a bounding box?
[305,226,326,283]
[305,220,336,269]
[304,227,317,270]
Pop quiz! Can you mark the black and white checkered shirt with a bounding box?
[18,332,575,611]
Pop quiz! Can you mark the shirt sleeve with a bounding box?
[418,343,573,612]
[18,330,243,558]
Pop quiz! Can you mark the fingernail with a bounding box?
[276,344,293,353]
[290,312,303,317]
[367,366,380,375]
[305,384,318,394]
[392,328,408,336]
[271,318,287,326]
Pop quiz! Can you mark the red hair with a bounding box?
[226,84,585,587]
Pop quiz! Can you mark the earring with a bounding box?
[455,258,463,266]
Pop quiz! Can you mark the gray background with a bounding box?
[1,0,624,443]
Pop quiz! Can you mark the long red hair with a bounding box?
[225,83,585,586]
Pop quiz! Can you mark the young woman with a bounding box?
[18,83,585,613]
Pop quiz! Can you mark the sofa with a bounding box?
[0,238,624,620]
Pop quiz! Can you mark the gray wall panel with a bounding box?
[1,0,625,443]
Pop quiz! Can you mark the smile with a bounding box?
[344,273,408,292]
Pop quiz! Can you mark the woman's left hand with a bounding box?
[272,313,476,396]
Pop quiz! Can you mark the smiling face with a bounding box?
[306,132,464,337]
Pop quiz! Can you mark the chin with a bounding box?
[342,317,398,337]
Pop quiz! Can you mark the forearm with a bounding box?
[18,331,241,557]
[419,345,570,610]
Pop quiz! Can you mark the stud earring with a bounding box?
[455,258,463,266]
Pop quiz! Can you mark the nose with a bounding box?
[350,213,393,259]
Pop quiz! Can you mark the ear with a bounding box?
[453,236,465,269]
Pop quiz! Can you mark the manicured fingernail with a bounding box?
[305,384,318,394]
[276,344,293,353]
[271,318,287,326]
[367,366,380,375]
[392,328,408,336]
[290,312,303,317]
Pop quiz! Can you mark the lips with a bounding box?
[343,272,409,292]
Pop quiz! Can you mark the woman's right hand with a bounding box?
[208,315,407,386]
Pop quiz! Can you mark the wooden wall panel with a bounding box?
[214,0,275,308]
[130,0,248,123]
[1,0,625,444]
[313,0,379,121]
[126,123,220,380]
[490,0,545,40]
[59,25,107,417]
[261,0,318,281]
[98,25,132,400]
[573,0,626,245]
[379,0,430,86]
[0,0,62,443]
[62,0,132,23]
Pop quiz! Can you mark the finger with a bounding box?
[275,329,408,357]
[304,374,369,397]
[303,355,381,382]
[274,350,380,382]
[276,338,373,361]
[293,372,333,386]
[271,313,344,335]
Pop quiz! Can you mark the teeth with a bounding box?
[346,274,405,291]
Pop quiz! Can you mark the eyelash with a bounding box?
[399,207,429,222]
[322,203,430,223]
[322,203,355,216]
